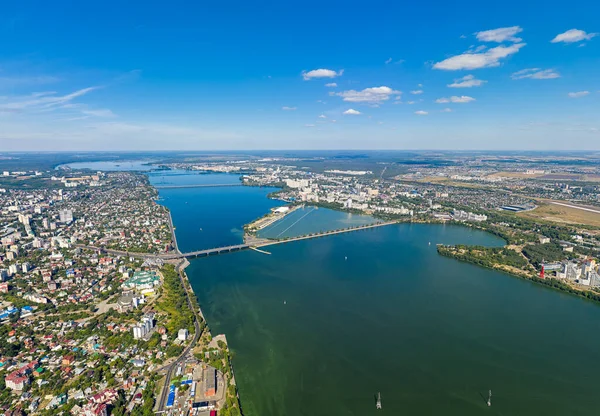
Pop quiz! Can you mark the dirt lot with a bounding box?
[518,201,600,227]
[486,171,544,179]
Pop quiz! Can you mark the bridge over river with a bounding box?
[77,221,398,260]
[154,183,243,189]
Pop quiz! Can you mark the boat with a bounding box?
[487,389,492,407]
[376,392,382,409]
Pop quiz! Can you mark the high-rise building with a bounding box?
[59,209,73,224]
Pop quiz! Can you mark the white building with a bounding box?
[59,209,74,224]
[178,328,189,341]
[285,179,310,189]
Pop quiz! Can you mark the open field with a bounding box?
[406,176,488,189]
[517,200,600,227]
[486,171,544,179]
[582,175,600,182]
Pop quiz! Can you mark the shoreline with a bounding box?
[437,245,600,305]
[161,202,245,415]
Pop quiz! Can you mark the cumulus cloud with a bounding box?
[475,26,523,43]
[282,106,297,110]
[343,109,361,115]
[433,43,525,70]
[335,86,401,103]
[410,90,424,95]
[448,74,487,88]
[441,108,452,112]
[325,83,337,87]
[414,110,428,115]
[318,114,327,119]
[568,91,590,98]
[302,68,344,80]
[435,96,475,104]
[511,68,560,80]
[551,29,598,43]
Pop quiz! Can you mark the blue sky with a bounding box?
[1,0,599,151]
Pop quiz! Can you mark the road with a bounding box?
[156,260,203,411]
[549,201,600,215]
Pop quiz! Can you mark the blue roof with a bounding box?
[166,386,176,408]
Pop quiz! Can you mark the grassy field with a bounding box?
[518,201,600,227]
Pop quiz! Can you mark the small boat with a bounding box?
[344,256,348,261]
[376,392,382,409]
[199,228,203,231]
[283,300,286,305]
[487,389,492,407]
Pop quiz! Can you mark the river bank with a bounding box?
[157,206,244,415]
[437,244,600,304]
[151,170,600,415]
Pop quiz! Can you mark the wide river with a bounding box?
[150,172,600,416]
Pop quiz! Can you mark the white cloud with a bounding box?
[302,68,344,80]
[568,91,590,98]
[511,68,560,80]
[305,124,316,127]
[325,83,337,87]
[551,29,598,43]
[385,57,392,64]
[335,86,401,103]
[435,96,475,104]
[475,26,523,43]
[410,90,424,95]
[448,74,487,88]
[441,108,452,112]
[80,108,116,117]
[318,114,327,119]
[433,43,525,70]
[343,109,361,115]
[0,87,99,112]
[414,110,428,115]
[282,106,297,111]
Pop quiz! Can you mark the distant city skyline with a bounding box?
[0,0,599,151]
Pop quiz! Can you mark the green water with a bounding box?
[186,224,600,416]
[153,174,600,416]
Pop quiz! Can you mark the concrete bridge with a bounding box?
[77,221,398,260]
[172,220,398,259]
[154,183,243,189]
